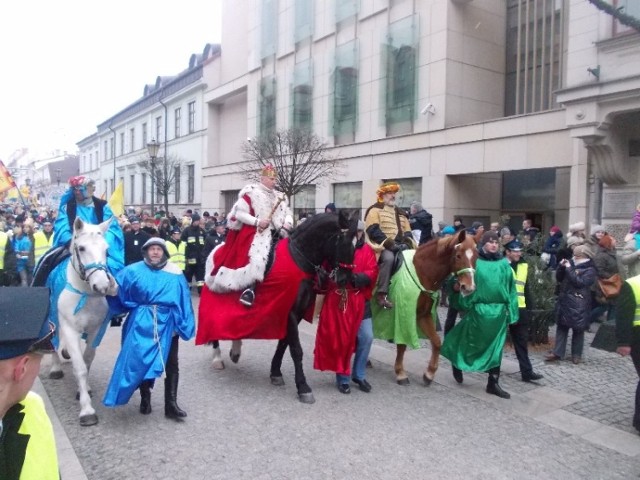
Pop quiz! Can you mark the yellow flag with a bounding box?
[0,160,16,194]
[108,180,124,216]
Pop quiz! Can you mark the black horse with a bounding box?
[197,211,357,404]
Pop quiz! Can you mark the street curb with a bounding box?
[33,376,88,480]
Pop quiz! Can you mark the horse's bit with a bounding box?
[72,242,110,282]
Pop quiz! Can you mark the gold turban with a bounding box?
[376,182,400,203]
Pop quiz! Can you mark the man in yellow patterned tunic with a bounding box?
[364,182,414,309]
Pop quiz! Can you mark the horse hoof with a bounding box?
[79,414,98,427]
[270,376,285,386]
[76,390,93,400]
[229,351,240,364]
[397,378,410,386]
[298,392,315,404]
[211,360,225,370]
[49,371,64,380]
[423,374,433,386]
[61,348,71,360]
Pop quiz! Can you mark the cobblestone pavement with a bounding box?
[40,299,640,479]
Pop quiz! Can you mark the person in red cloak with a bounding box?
[314,220,379,394]
[206,164,293,307]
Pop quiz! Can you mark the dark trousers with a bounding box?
[376,249,394,293]
[184,262,204,289]
[167,335,179,376]
[509,310,533,376]
[632,345,640,428]
[444,306,459,336]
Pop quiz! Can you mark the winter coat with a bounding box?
[555,259,596,331]
[542,231,564,269]
[621,238,640,278]
[408,209,433,245]
[594,247,619,279]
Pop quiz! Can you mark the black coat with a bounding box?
[181,225,206,264]
[201,231,226,264]
[555,259,596,331]
[409,209,433,245]
[124,230,152,265]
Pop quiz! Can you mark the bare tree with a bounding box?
[138,153,186,213]
[240,128,344,202]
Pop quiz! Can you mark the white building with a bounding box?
[200,0,640,237]
[77,44,219,215]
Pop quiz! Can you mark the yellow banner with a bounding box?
[0,160,16,194]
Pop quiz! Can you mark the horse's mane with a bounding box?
[290,213,340,243]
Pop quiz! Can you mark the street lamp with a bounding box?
[146,138,160,213]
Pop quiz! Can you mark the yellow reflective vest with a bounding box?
[1,391,59,480]
[0,231,7,270]
[512,262,528,309]
[166,240,186,271]
[32,231,53,267]
[627,276,640,328]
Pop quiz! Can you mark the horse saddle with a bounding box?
[31,246,70,287]
[390,250,406,277]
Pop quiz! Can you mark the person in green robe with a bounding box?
[441,230,519,399]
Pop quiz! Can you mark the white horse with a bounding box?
[48,217,117,426]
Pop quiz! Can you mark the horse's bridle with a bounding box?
[71,242,110,283]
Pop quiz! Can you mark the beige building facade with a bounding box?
[201,0,640,236]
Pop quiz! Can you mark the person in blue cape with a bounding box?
[35,176,125,346]
[103,237,195,421]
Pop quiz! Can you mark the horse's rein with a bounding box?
[72,242,110,283]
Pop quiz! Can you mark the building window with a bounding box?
[188,101,196,133]
[331,40,359,143]
[104,141,108,162]
[110,179,114,196]
[174,166,181,203]
[333,182,362,219]
[142,173,147,204]
[505,0,565,116]
[187,165,195,203]
[291,60,313,129]
[142,122,148,147]
[110,138,114,159]
[258,76,277,136]
[291,185,316,220]
[119,132,124,156]
[130,128,135,152]
[155,116,162,142]
[294,0,314,43]
[614,0,640,36]
[335,0,359,24]
[130,174,135,204]
[261,0,278,59]
[382,177,422,211]
[223,190,241,214]
[89,153,93,171]
[104,180,108,198]
[174,107,181,138]
[383,15,418,136]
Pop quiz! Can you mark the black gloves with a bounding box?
[352,272,371,288]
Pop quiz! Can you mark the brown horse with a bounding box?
[372,229,478,385]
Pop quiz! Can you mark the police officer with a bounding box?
[166,226,186,271]
[201,220,226,266]
[181,213,206,294]
[616,274,640,434]
[504,240,543,382]
[0,288,58,479]
[124,217,152,266]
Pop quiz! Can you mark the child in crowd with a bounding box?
[630,204,640,234]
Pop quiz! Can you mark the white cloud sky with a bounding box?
[0,0,222,160]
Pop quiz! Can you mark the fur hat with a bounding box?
[573,245,593,259]
[376,182,400,202]
[590,224,605,236]
[566,236,585,248]
[569,221,585,234]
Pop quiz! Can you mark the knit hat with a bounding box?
[549,226,561,234]
[471,221,483,229]
[437,220,447,228]
[566,236,585,248]
[481,231,499,245]
[590,224,605,236]
[569,221,585,234]
[191,213,201,222]
[142,237,170,257]
[573,245,593,259]
[442,226,455,235]
[325,203,336,213]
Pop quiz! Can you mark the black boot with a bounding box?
[452,366,463,384]
[139,380,152,414]
[486,370,510,399]
[165,372,187,421]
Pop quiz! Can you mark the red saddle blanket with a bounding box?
[196,238,312,342]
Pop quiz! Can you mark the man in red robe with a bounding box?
[314,220,379,393]
[206,164,293,307]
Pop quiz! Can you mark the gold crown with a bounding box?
[260,164,277,178]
